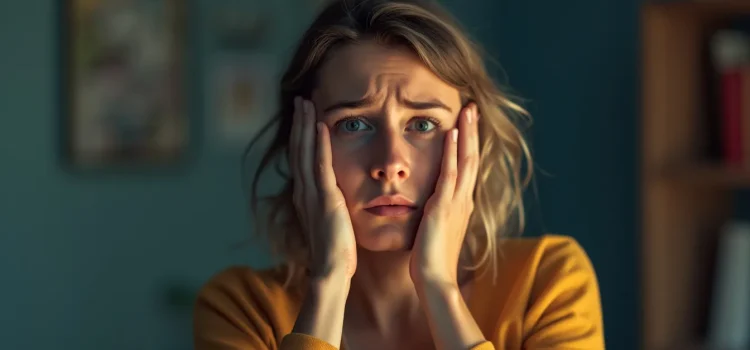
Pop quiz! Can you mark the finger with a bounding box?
[290,97,307,229]
[290,97,303,202]
[290,97,302,174]
[300,100,317,201]
[456,104,480,198]
[466,106,481,194]
[315,122,338,197]
[432,128,458,207]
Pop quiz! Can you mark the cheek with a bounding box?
[327,135,447,200]
[330,146,366,198]
[413,138,445,186]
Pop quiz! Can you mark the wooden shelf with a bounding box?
[640,2,750,349]
[658,164,750,187]
[682,343,740,350]
[649,0,750,17]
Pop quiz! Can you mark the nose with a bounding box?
[370,131,410,183]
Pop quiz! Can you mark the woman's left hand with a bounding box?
[410,103,480,287]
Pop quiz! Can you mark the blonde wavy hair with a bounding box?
[245,0,533,287]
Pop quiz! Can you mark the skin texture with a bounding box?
[312,41,462,252]
[292,40,485,349]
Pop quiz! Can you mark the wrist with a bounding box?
[413,275,460,300]
[310,250,356,279]
[414,278,485,350]
[308,266,351,293]
[292,267,350,345]
[411,265,457,289]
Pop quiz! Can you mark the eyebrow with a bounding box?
[322,96,453,114]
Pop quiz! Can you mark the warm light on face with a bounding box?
[312,41,462,251]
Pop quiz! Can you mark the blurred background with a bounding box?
[3,0,749,349]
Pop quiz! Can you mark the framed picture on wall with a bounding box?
[207,53,277,147]
[60,0,187,170]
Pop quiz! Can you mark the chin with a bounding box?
[353,223,417,251]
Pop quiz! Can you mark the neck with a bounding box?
[345,248,422,336]
[342,246,477,340]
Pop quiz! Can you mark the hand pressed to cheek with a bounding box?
[428,103,479,212]
[455,105,480,206]
[410,104,481,285]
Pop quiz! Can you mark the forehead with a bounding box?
[312,41,461,107]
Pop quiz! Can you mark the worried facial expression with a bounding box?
[311,41,462,251]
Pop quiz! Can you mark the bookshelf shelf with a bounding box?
[658,164,750,187]
[651,1,750,16]
[641,1,750,349]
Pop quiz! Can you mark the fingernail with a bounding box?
[467,109,473,124]
[316,122,323,133]
[451,129,458,142]
[303,100,310,115]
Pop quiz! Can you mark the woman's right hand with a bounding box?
[289,97,357,280]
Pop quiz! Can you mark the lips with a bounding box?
[363,194,417,217]
[365,205,416,216]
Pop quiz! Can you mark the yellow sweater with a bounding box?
[193,235,605,349]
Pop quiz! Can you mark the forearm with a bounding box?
[291,270,351,348]
[416,279,487,350]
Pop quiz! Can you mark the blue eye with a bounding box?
[336,117,371,133]
[408,118,439,132]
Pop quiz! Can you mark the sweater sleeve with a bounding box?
[194,267,337,350]
[193,270,274,349]
[280,334,338,350]
[522,237,605,349]
[470,341,495,350]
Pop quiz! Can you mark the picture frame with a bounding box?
[207,53,278,147]
[60,0,187,170]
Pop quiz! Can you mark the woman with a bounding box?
[194,0,605,349]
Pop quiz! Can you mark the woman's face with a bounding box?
[311,41,462,251]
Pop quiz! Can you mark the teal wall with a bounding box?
[476,2,640,349]
[0,0,637,349]
[442,2,640,348]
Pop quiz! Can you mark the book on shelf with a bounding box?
[708,16,750,167]
[706,221,750,349]
[711,29,750,167]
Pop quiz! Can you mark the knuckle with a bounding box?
[446,168,458,179]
